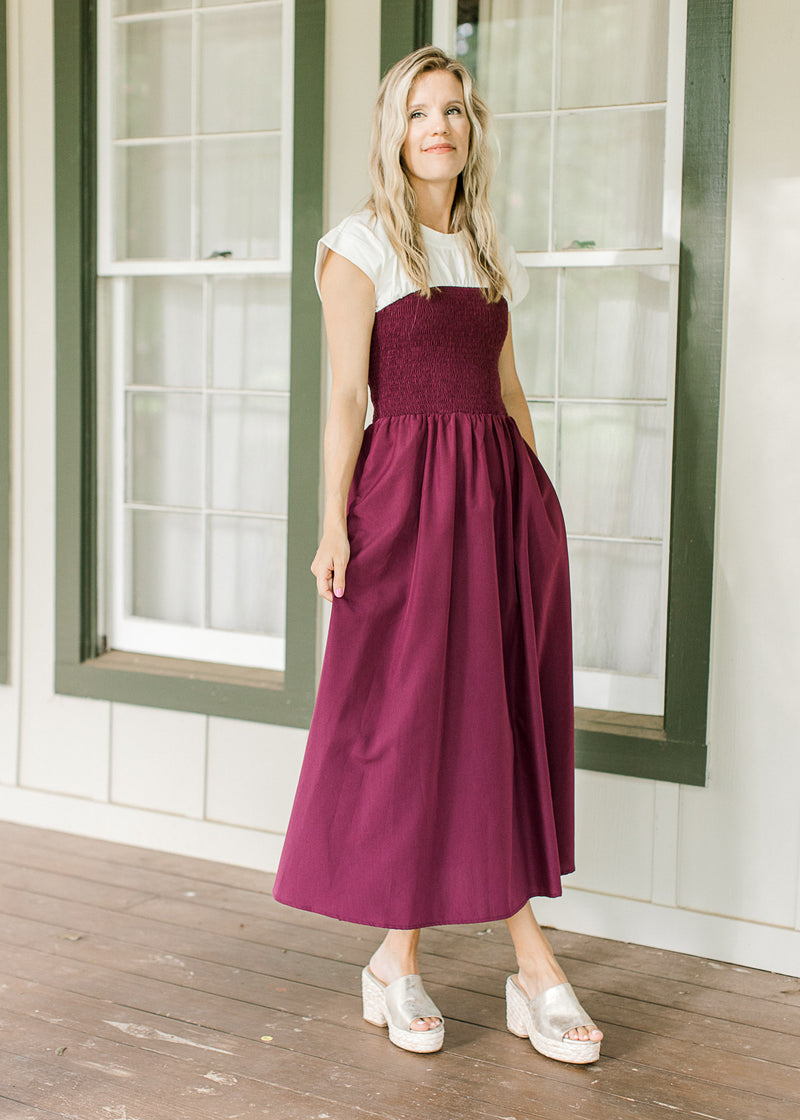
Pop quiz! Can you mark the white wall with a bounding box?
[0,0,798,977]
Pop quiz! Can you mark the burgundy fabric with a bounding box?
[273,286,575,929]
[369,287,508,417]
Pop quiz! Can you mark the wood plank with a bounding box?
[0,963,532,1120]
[0,859,159,912]
[3,879,799,1084]
[0,956,728,1120]
[0,1042,376,1120]
[7,964,800,1116]
[2,918,798,1120]
[0,821,271,893]
[4,844,799,1026]
[0,1097,66,1119]
[3,868,799,1047]
[1,821,798,1120]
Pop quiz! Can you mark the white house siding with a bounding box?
[0,0,798,977]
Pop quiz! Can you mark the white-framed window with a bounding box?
[434,0,687,716]
[97,0,295,672]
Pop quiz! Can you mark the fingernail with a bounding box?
[334,587,344,598]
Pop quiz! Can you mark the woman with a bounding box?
[273,46,603,1065]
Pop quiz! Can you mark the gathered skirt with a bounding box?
[272,409,575,929]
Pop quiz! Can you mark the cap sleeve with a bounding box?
[498,232,530,311]
[314,212,385,299]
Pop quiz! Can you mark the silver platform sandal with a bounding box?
[361,966,445,1053]
[506,974,601,1064]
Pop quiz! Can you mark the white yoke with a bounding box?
[314,208,530,313]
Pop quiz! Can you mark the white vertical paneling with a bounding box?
[651,780,679,907]
[206,716,306,834]
[0,0,24,790]
[324,0,379,224]
[110,703,207,818]
[0,692,19,786]
[565,770,655,900]
[12,0,112,802]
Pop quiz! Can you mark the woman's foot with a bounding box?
[505,903,603,1045]
[369,929,442,1032]
[516,960,603,1044]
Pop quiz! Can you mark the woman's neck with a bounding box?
[411,178,458,234]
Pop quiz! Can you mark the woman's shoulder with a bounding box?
[323,207,388,252]
[314,207,388,297]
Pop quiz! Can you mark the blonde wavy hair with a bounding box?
[365,46,509,304]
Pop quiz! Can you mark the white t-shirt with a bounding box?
[314,208,530,313]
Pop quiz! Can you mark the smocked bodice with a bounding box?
[368,287,510,418]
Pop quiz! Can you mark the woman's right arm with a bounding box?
[310,249,376,602]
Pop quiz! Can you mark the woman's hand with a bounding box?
[311,520,351,602]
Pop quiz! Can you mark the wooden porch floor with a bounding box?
[0,820,798,1120]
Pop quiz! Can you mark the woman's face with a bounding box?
[401,69,470,189]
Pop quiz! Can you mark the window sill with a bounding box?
[94,649,284,691]
[575,707,665,742]
[55,648,313,727]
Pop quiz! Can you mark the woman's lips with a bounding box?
[425,145,455,152]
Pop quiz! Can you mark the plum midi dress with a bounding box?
[272,209,575,930]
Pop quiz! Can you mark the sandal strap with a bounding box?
[384,974,442,1031]
[532,981,597,1042]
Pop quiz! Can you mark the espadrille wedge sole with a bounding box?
[361,966,444,1054]
[506,974,601,1064]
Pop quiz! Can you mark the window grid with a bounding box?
[109,274,291,670]
[514,263,677,715]
[98,0,294,273]
[99,0,296,672]
[435,0,687,716]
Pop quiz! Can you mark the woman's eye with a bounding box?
[447,106,462,115]
[410,111,424,120]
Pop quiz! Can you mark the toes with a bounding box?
[565,1025,601,1042]
[410,1016,441,1031]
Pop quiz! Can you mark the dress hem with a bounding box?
[270,883,570,931]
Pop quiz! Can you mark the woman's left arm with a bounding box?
[498,321,538,457]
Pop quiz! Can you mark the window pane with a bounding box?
[561,267,671,399]
[209,515,287,637]
[199,6,282,134]
[129,510,203,625]
[209,394,289,515]
[475,1,553,114]
[199,136,281,260]
[116,142,191,259]
[114,1,186,13]
[128,391,204,507]
[560,0,669,109]
[128,278,204,387]
[115,16,191,139]
[558,403,667,539]
[511,269,557,397]
[569,539,662,675]
[554,108,666,250]
[529,401,555,477]
[493,117,550,251]
[211,278,291,392]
